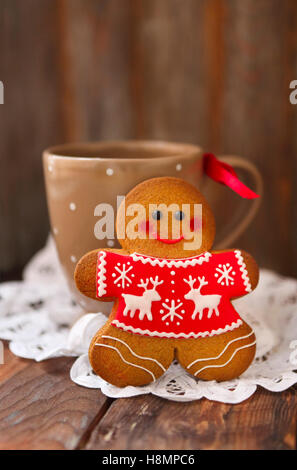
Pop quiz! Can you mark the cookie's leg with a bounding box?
[176,321,256,382]
[89,325,174,387]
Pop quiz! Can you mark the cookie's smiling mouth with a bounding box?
[144,220,185,244]
[144,217,199,244]
[153,233,185,244]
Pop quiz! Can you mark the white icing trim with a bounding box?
[95,343,156,381]
[187,330,255,369]
[102,335,166,372]
[234,250,252,293]
[131,252,212,268]
[111,318,243,339]
[97,251,107,296]
[194,340,256,377]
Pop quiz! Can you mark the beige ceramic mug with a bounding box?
[43,141,262,313]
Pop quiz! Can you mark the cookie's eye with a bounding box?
[152,210,162,221]
[174,210,185,221]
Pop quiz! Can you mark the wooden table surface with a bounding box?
[0,342,296,450]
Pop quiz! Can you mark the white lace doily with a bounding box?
[0,236,296,403]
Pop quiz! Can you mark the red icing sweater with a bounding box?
[96,250,252,339]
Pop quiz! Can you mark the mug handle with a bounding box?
[214,155,263,249]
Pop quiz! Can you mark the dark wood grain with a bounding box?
[0,342,296,450]
[85,387,297,450]
[0,0,296,276]
[0,354,111,450]
[220,0,297,276]
[0,344,30,385]
[0,0,64,273]
[133,0,209,143]
[57,0,135,141]
[286,0,297,277]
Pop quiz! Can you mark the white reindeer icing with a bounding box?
[122,276,164,321]
[184,275,221,320]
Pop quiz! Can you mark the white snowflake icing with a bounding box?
[161,300,184,323]
[112,263,133,288]
[215,263,236,286]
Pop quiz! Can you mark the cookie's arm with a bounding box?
[240,250,259,291]
[74,248,125,301]
[212,249,259,293]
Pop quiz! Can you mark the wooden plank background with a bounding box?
[0,343,296,450]
[0,0,296,278]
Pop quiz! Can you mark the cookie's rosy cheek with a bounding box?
[139,220,152,233]
[190,217,202,232]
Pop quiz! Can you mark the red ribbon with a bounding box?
[203,153,259,199]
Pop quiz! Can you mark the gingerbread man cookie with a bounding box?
[75,177,259,387]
